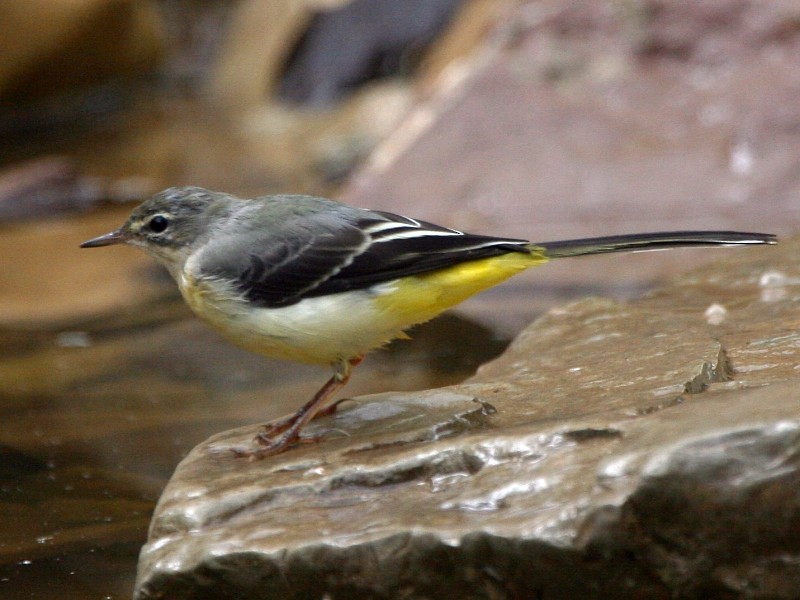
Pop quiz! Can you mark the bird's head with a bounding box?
[81,186,232,275]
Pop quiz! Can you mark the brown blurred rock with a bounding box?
[134,233,795,598]
[202,0,505,191]
[340,0,799,331]
[0,156,154,222]
[0,156,99,221]
[209,0,504,107]
[0,0,163,102]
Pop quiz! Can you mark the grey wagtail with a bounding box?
[81,186,776,458]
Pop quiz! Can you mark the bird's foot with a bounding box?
[253,397,352,441]
[254,414,295,439]
[229,409,340,460]
[230,429,320,460]
[230,356,362,460]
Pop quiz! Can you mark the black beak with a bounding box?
[80,229,128,248]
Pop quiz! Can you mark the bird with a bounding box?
[81,186,776,458]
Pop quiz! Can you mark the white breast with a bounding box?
[179,261,406,365]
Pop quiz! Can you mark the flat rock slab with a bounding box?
[135,238,799,599]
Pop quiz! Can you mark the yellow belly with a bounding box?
[179,249,547,366]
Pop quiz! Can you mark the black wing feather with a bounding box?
[205,209,529,308]
[316,226,525,295]
[234,224,369,307]
[302,213,529,298]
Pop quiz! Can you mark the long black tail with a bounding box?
[537,231,776,258]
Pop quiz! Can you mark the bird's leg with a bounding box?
[237,355,363,459]
[255,355,363,439]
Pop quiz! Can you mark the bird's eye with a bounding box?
[147,215,169,233]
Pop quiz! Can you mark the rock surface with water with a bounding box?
[134,237,798,599]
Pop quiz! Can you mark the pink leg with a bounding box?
[233,355,363,459]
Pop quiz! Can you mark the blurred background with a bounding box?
[0,0,797,597]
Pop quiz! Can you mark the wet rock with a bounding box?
[135,238,797,598]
